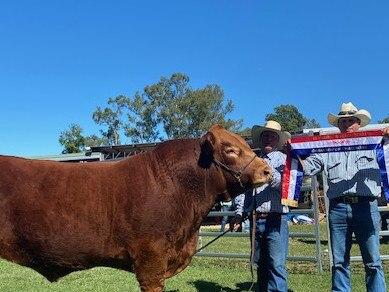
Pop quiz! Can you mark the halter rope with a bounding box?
[212,154,257,188]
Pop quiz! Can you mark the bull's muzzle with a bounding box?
[252,161,273,187]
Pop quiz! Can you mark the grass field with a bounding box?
[1,223,389,291]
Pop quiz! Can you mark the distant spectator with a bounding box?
[219,200,233,232]
[232,194,250,232]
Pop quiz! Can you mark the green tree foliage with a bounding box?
[124,90,159,143]
[378,116,389,124]
[124,73,242,142]
[266,104,320,133]
[304,118,321,129]
[59,124,86,154]
[84,134,109,148]
[188,85,243,135]
[59,125,109,154]
[92,95,129,145]
[59,73,242,148]
[236,127,251,137]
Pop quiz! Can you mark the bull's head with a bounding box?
[199,124,273,196]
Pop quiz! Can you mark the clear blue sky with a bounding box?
[1,1,389,157]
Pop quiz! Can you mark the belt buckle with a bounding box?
[344,196,358,204]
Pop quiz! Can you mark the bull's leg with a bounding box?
[134,250,168,292]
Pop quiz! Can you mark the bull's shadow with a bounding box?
[189,280,247,291]
[190,280,293,292]
[189,280,295,291]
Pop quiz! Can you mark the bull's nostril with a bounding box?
[264,170,270,176]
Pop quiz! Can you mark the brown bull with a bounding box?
[0,124,272,291]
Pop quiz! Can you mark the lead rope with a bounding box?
[248,210,257,291]
[195,228,230,253]
[196,168,231,254]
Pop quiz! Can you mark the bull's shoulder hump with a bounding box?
[154,138,200,156]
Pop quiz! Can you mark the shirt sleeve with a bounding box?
[303,153,324,176]
[234,193,245,216]
[268,151,286,189]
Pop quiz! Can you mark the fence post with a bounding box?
[312,176,323,274]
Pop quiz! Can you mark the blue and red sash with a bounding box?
[281,130,389,207]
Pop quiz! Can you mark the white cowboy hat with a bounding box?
[251,120,291,150]
[327,102,371,127]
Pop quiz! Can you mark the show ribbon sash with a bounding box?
[281,130,389,207]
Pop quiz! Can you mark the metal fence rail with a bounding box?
[196,178,323,274]
[196,176,389,273]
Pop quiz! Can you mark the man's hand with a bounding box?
[229,214,243,231]
[287,139,305,170]
[382,127,389,137]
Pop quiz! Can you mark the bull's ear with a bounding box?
[198,132,215,168]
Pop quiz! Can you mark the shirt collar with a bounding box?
[261,151,272,159]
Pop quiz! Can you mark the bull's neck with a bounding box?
[191,162,228,231]
[152,138,229,231]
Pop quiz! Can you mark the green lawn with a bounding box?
[0,223,388,291]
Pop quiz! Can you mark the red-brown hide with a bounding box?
[0,124,272,292]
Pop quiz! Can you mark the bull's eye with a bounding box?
[225,148,239,156]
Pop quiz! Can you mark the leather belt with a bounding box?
[332,196,375,204]
[251,213,283,219]
[256,213,268,219]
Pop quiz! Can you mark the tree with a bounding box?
[265,104,320,133]
[84,134,109,148]
[304,118,321,129]
[378,116,389,124]
[124,90,161,143]
[124,73,242,142]
[236,127,251,137]
[59,125,109,154]
[60,73,242,147]
[92,95,129,145]
[59,124,86,154]
[187,85,243,136]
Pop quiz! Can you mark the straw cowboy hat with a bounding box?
[251,120,291,150]
[327,102,371,127]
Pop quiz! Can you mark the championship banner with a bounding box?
[281,130,389,207]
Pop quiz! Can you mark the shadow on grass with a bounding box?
[299,238,389,245]
[190,280,295,291]
[190,280,249,291]
[296,239,328,246]
[380,238,389,245]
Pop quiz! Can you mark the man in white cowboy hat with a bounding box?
[298,102,389,292]
[231,120,291,292]
[327,102,372,129]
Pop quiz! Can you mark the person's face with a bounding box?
[337,116,361,133]
[260,131,280,153]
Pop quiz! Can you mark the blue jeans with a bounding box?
[220,204,232,232]
[329,199,387,292]
[253,214,288,292]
